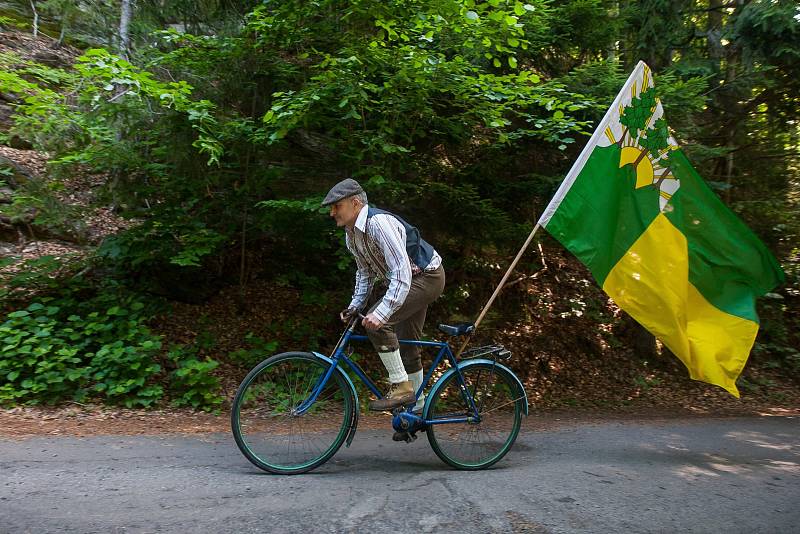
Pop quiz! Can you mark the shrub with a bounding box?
[167,344,223,411]
[0,292,163,407]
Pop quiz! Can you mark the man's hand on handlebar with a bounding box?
[340,307,384,331]
[361,312,383,331]
[339,307,358,324]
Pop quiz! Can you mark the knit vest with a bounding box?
[367,207,436,270]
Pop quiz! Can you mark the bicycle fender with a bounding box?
[312,352,360,447]
[424,359,529,418]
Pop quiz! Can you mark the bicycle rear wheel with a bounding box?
[231,352,354,474]
[426,362,524,470]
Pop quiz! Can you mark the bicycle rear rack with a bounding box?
[461,344,512,361]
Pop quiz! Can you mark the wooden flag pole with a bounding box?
[454,223,542,358]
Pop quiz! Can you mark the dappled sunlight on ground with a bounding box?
[725,430,800,453]
[674,464,722,479]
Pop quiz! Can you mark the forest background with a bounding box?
[0,0,797,414]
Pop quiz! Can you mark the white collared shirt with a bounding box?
[345,204,441,322]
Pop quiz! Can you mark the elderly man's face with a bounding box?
[329,196,363,228]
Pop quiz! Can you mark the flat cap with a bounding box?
[321,178,364,206]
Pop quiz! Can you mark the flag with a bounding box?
[538,61,784,397]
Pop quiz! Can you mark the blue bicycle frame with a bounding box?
[294,321,481,426]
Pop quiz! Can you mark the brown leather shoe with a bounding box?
[368,381,416,411]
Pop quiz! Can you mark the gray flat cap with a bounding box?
[321,178,364,206]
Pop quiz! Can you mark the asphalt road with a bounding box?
[1,416,798,533]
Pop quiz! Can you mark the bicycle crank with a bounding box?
[392,430,418,443]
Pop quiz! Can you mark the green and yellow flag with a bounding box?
[539,61,784,397]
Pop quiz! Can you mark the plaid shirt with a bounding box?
[345,204,442,322]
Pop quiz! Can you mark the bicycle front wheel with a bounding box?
[231,352,355,474]
[426,362,524,470]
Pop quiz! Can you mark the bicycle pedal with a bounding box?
[392,431,417,443]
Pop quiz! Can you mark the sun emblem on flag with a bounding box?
[597,66,680,211]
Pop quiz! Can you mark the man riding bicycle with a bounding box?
[323,178,445,412]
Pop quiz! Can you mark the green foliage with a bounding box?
[1,281,227,410]
[632,374,662,390]
[0,291,164,407]
[1,48,222,175]
[732,0,800,68]
[736,375,778,395]
[0,15,28,30]
[39,0,82,35]
[228,333,279,368]
[0,255,83,308]
[0,175,85,241]
[754,258,800,373]
[540,0,620,73]
[267,317,326,350]
[625,0,695,71]
[97,208,226,272]
[2,1,606,302]
[252,0,585,160]
[166,345,223,411]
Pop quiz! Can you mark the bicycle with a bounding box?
[231,315,528,474]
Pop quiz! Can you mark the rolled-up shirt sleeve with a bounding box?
[349,258,371,311]
[370,216,411,322]
[346,236,372,311]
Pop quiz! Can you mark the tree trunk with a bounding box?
[606,0,618,62]
[56,21,66,47]
[29,0,38,38]
[620,313,657,360]
[119,0,133,59]
[707,0,724,63]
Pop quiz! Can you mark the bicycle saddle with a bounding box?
[437,323,475,337]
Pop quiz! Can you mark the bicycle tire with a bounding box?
[231,352,355,474]
[425,362,524,470]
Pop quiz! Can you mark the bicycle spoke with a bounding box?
[474,395,526,417]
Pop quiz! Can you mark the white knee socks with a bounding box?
[408,369,425,412]
[378,349,408,384]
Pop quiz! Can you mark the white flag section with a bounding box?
[538,60,680,227]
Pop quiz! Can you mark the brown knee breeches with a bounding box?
[364,266,445,373]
